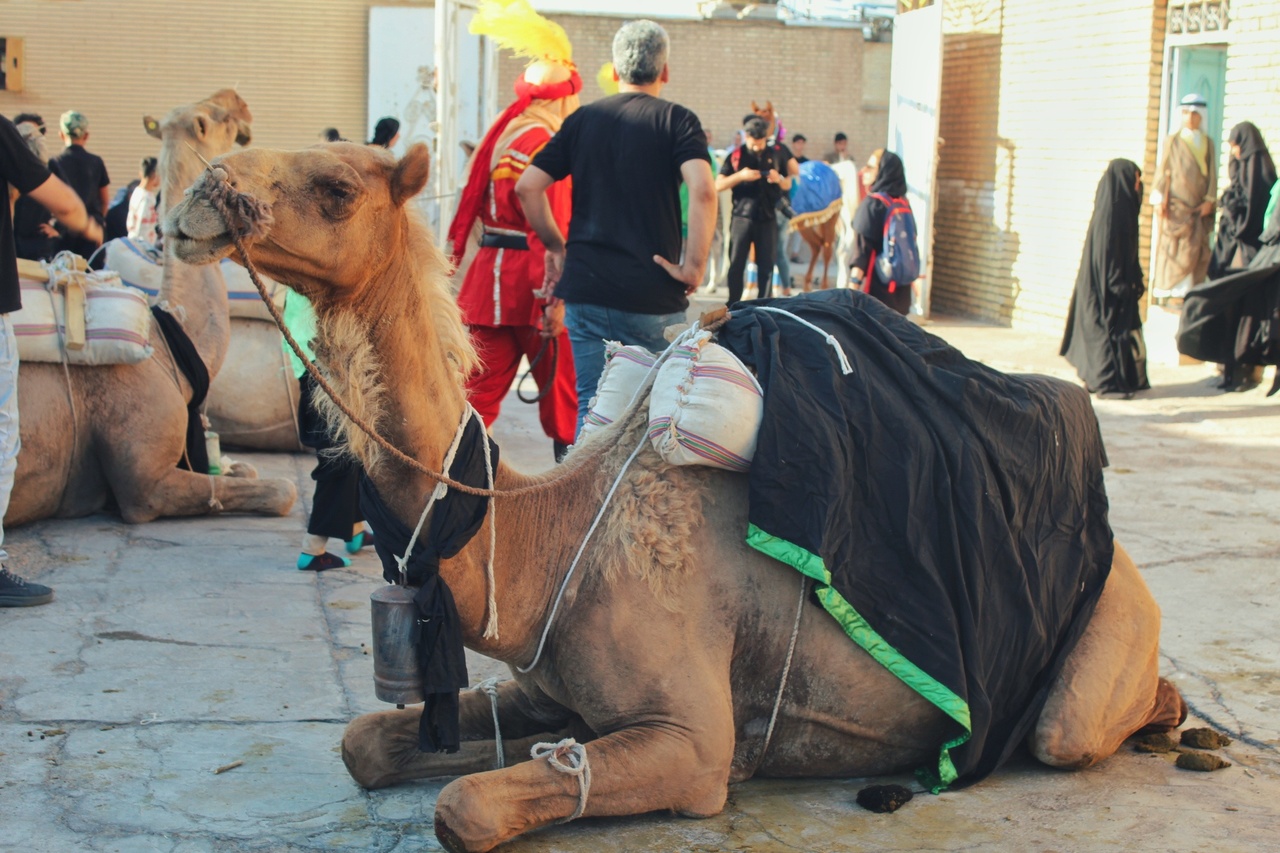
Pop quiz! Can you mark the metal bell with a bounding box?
[370,584,424,705]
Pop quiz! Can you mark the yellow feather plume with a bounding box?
[470,0,573,65]
[597,62,619,96]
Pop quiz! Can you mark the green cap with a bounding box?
[60,110,89,139]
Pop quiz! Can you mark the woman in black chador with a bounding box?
[1061,159,1150,398]
[1208,122,1277,279]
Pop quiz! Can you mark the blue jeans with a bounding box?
[564,302,687,438]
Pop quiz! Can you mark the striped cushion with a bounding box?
[581,342,658,438]
[648,330,762,471]
[14,274,154,365]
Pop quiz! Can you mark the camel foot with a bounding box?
[1135,677,1188,736]
[225,461,258,479]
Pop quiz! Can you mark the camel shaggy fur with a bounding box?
[4,91,295,527]
[167,143,1185,853]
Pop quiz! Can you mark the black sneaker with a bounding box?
[0,568,54,607]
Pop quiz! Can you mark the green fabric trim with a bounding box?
[746,524,830,583]
[745,523,972,790]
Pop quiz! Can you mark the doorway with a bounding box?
[1162,45,1227,144]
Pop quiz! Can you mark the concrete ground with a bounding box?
[2,297,1277,852]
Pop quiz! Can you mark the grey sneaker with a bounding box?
[0,568,54,607]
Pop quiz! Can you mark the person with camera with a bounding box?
[717,114,798,304]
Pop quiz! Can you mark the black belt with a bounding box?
[480,232,529,251]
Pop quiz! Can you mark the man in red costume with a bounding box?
[448,57,581,463]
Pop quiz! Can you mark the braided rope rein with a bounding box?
[201,166,552,500]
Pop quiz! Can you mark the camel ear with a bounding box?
[143,116,162,139]
[391,143,431,207]
[767,100,774,112]
[751,100,759,113]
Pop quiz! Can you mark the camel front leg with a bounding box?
[342,679,579,789]
[1031,541,1187,769]
[113,465,295,523]
[434,715,736,852]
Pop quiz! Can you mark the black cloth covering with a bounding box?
[150,306,210,474]
[851,151,912,315]
[359,415,498,753]
[1209,123,1277,279]
[1060,159,1150,396]
[1178,241,1280,395]
[716,290,1114,788]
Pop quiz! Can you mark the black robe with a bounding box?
[1209,122,1277,279]
[1178,241,1280,395]
[852,151,912,316]
[1060,159,1150,396]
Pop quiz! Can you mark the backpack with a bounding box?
[869,193,920,293]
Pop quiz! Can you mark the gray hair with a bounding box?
[612,20,669,86]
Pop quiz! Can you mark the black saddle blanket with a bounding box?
[716,290,1114,789]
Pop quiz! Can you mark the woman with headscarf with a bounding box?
[1208,122,1277,279]
[1060,159,1150,399]
[850,149,913,315]
[368,117,400,149]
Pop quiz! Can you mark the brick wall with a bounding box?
[497,14,891,164]
[1221,0,1280,159]
[0,0,419,192]
[932,0,1163,332]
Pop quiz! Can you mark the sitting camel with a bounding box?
[5,91,295,527]
[168,143,1184,853]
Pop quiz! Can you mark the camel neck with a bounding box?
[343,251,597,663]
[157,142,231,379]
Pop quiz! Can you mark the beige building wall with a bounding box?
[497,14,891,163]
[1220,0,1280,159]
[932,0,1161,332]
[1,0,431,194]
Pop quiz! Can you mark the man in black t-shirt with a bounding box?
[517,19,716,435]
[48,111,110,261]
[716,115,798,304]
[1,115,101,607]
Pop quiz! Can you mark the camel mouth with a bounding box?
[168,229,235,265]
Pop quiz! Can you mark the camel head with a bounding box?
[165,142,433,302]
[145,89,254,218]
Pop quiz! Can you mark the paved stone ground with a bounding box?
[2,299,1277,852]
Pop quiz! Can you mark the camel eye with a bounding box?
[319,180,360,218]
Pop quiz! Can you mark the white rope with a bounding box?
[759,574,807,767]
[475,677,504,769]
[531,738,591,823]
[395,404,474,583]
[753,306,853,375]
[517,326,700,675]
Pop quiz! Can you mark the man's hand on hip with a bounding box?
[653,254,703,295]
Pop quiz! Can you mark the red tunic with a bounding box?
[457,124,577,446]
[456,125,572,327]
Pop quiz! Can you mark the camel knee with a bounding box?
[341,708,424,789]
[673,765,729,817]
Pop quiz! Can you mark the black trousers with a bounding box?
[298,373,363,540]
[727,215,778,305]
